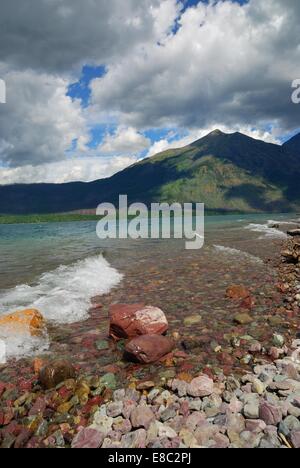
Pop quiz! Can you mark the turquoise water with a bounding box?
[0,211,298,359]
[0,212,297,291]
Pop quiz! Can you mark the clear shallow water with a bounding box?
[0,212,299,360]
[0,212,298,290]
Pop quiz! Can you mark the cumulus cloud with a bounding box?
[0,155,137,185]
[99,126,150,156]
[0,0,167,73]
[0,0,300,184]
[91,0,300,133]
[0,66,89,167]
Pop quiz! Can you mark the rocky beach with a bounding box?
[0,219,300,449]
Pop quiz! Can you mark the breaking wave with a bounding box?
[0,255,123,360]
[213,245,263,264]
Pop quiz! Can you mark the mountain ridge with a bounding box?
[0,130,299,214]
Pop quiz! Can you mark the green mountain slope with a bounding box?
[0,129,300,214]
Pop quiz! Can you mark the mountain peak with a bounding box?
[208,129,225,136]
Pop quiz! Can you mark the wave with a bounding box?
[0,255,123,360]
[244,223,287,239]
[267,219,299,226]
[213,245,263,264]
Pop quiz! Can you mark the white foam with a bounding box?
[0,327,49,362]
[267,219,298,226]
[0,255,123,360]
[244,223,287,239]
[213,245,263,264]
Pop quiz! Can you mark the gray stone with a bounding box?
[187,375,214,398]
[121,429,147,448]
[106,401,123,418]
[113,389,126,401]
[92,414,113,436]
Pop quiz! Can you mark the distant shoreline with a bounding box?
[0,210,297,225]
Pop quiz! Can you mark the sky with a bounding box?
[0,0,299,185]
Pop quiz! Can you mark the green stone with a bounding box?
[100,373,117,390]
[96,340,109,351]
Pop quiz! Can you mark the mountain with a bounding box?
[1,130,300,214]
[283,133,300,154]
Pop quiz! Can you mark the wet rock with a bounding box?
[0,309,45,337]
[287,229,300,237]
[124,335,174,364]
[184,315,202,326]
[273,334,285,348]
[136,381,155,391]
[187,375,214,398]
[226,285,250,300]
[234,313,253,325]
[109,304,168,340]
[130,406,155,429]
[259,401,283,425]
[71,428,104,449]
[39,360,76,390]
[95,340,109,351]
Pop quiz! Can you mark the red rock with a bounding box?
[14,428,33,449]
[0,408,14,426]
[259,401,282,425]
[226,285,250,300]
[72,428,105,449]
[29,397,47,416]
[130,406,155,429]
[217,352,235,366]
[109,304,168,340]
[240,296,256,309]
[290,430,300,448]
[124,335,174,364]
[0,382,6,398]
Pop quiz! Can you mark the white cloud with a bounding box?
[91,0,300,132]
[0,66,89,167]
[99,126,150,156]
[1,0,300,184]
[0,0,166,73]
[0,155,137,185]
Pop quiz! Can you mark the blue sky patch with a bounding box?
[68,65,106,108]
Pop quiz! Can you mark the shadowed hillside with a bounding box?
[0,130,300,214]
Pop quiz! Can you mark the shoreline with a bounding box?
[0,231,300,448]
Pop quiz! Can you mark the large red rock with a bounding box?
[124,335,174,364]
[109,304,168,340]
